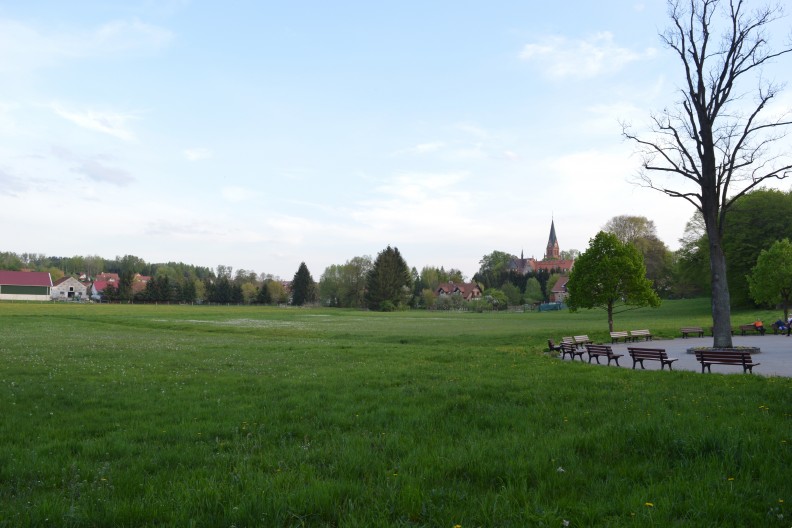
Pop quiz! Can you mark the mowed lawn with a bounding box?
[0,300,790,527]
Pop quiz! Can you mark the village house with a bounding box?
[51,276,89,301]
[436,282,483,301]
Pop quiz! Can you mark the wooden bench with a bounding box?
[584,344,623,366]
[610,331,630,343]
[681,326,704,338]
[694,349,760,373]
[547,339,562,353]
[771,322,787,335]
[561,336,575,346]
[560,342,585,361]
[573,335,592,348]
[630,329,652,342]
[627,347,678,370]
[738,324,765,336]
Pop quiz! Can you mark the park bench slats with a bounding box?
[694,349,760,374]
[630,329,652,341]
[627,347,677,370]
[560,342,584,361]
[738,324,765,335]
[610,331,630,343]
[573,335,592,348]
[681,326,704,338]
[584,344,623,366]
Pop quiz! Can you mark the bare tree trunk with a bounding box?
[707,232,733,347]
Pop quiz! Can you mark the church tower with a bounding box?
[544,219,560,260]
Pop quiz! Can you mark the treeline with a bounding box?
[5,189,788,309]
[675,188,792,308]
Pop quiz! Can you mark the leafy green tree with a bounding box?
[748,239,792,322]
[567,231,661,331]
[722,189,792,306]
[676,190,792,304]
[524,277,544,304]
[318,256,372,308]
[319,264,342,307]
[559,249,580,261]
[672,211,710,297]
[339,256,372,308]
[420,288,436,309]
[291,262,316,306]
[604,215,674,297]
[501,282,521,306]
[483,288,508,311]
[366,246,411,311]
[256,279,273,304]
[474,250,515,289]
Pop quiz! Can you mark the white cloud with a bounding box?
[72,159,135,186]
[51,103,138,141]
[183,147,213,161]
[520,32,656,79]
[51,147,135,186]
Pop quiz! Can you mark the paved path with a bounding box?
[562,335,791,376]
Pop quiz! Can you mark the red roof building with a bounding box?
[0,270,53,301]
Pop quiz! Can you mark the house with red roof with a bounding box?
[0,270,53,301]
[436,282,483,301]
[550,275,570,303]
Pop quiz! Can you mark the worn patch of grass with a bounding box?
[0,300,789,526]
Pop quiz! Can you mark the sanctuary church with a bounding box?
[507,219,574,274]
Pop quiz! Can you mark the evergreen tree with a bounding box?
[366,246,411,311]
[291,262,316,306]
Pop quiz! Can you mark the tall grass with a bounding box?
[0,300,789,526]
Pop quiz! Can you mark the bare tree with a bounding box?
[623,0,792,347]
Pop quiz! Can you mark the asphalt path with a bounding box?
[560,334,792,376]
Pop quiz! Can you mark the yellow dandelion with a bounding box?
[645,502,654,507]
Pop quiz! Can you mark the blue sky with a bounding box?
[2,1,791,279]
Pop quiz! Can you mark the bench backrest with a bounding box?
[610,331,629,337]
[561,336,574,344]
[681,326,703,332]
[574,335,590,342]
[694,350,752,363]
[585,344,612,354]
[628,347,667,358]
[631,329,650,335]
[560,342,577,353]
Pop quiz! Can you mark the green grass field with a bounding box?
[1,300,790,527]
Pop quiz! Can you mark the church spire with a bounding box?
[545,219,560,260]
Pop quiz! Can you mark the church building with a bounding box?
[507,219,575,275]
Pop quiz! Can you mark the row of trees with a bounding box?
[6,191,792,312]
